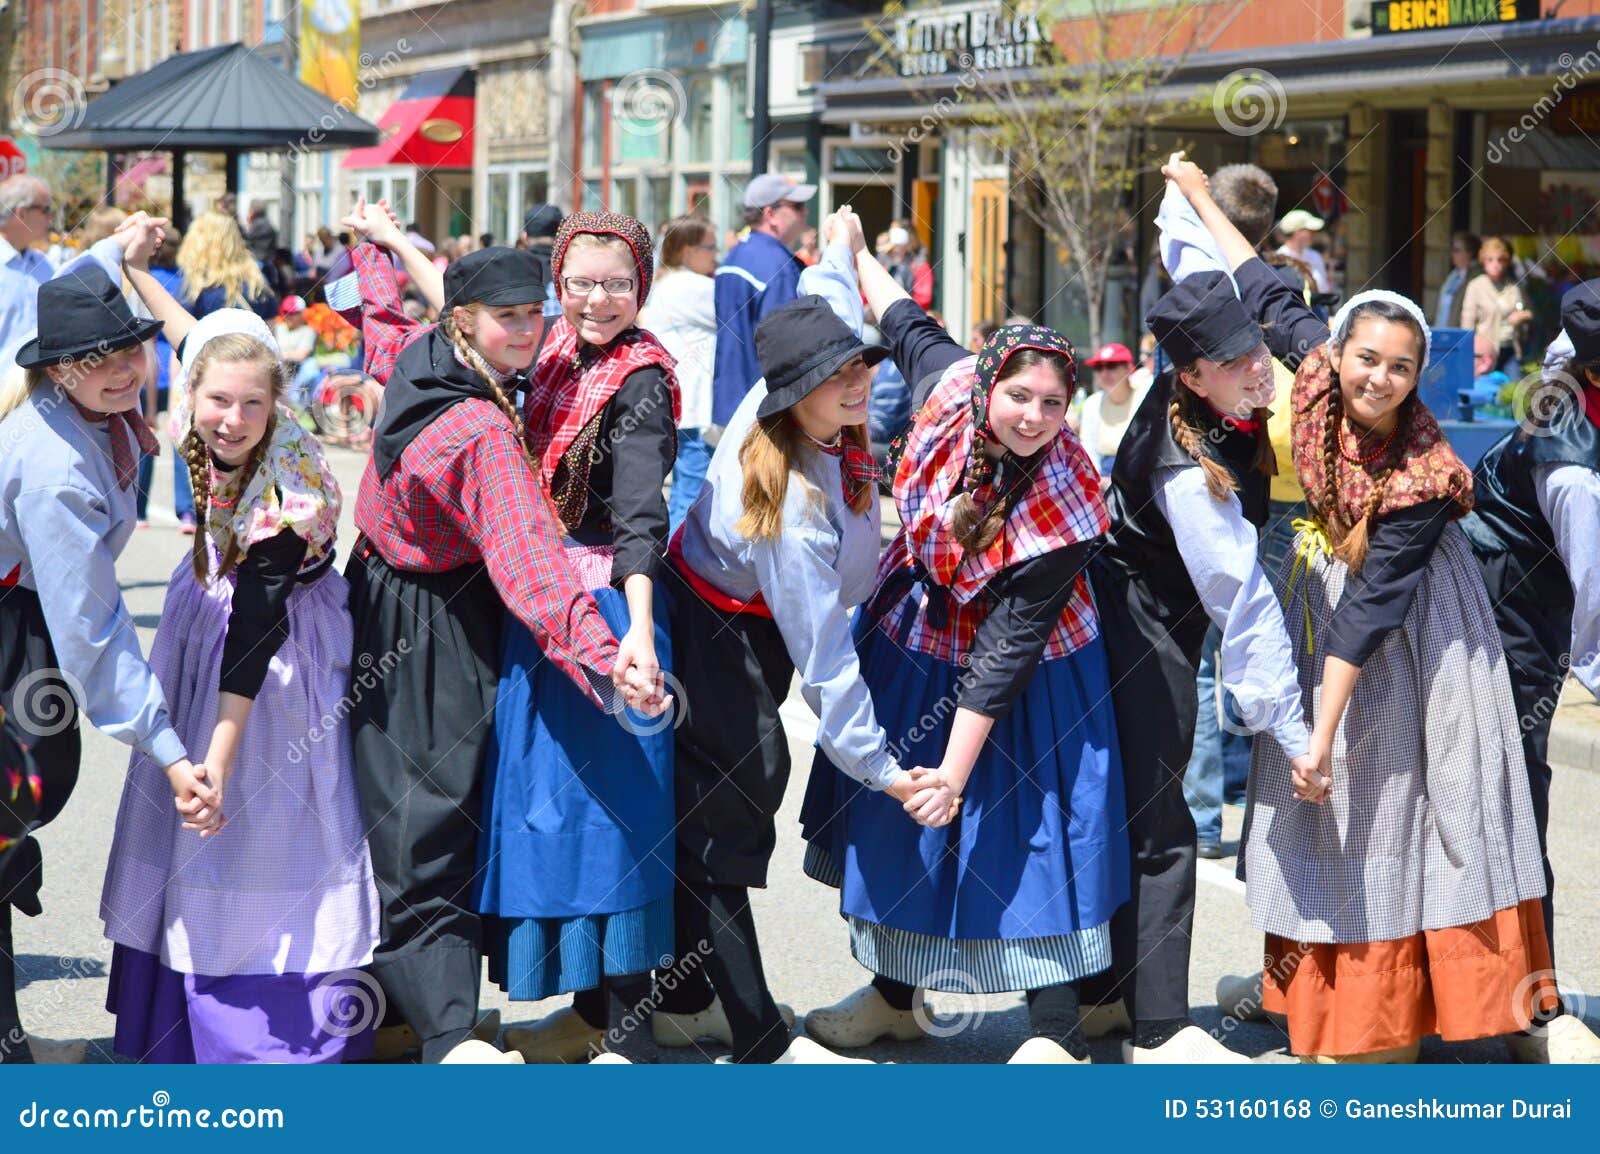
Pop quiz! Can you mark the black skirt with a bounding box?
[665,570,796,890]
[0,585,83,917]
[344,545,503,1049]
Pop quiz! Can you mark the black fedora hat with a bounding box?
[755,295,887,419]
[14,264,164,370]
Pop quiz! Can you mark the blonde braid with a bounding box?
[182,429,212,584]
[445,316,538,473]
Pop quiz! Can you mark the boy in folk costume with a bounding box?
[1166,157,1553,1063]
[799,224,1130,1065]
[101,237,379,1061]
[1458,285,1600,1063]
[1079,270,1318,1062]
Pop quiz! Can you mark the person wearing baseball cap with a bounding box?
[1078,341,1145,474]
[1275,207,1331,293]
[710,174,819,426]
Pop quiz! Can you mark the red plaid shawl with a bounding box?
[883,340,1108,662]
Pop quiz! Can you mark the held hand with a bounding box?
[838,207,868,255]
[614,627,661,698]
[1289,745,1331,805]
[902,766,962,828]
[619,664,673,719]
[113,212,169,268]
[340,198,404,249]
[165,758,224,834]
[821,208,850,250]
[1160,152,1211,203]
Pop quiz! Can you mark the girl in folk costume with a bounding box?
[342,242,664,1065]
[798,235,1130,1065]
[652,213,925,1064]
[1165,158,1552,1063]
[477,213,679,1065]
[0,218,211,1065]
[335,204,682,1062]
[1459,286,1600,1062]
[100,248,378,1062]
[1082,270,1317,1063]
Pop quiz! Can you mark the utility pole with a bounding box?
[751,0,771,176]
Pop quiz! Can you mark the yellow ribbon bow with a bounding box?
[1283,516,1333,656]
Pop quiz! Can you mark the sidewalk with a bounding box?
[1552,679,1600,775]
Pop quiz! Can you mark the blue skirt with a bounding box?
[477,585,674,1000]
[800,616,1130,992]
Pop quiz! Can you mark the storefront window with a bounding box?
[687,78,714,165]
[728,71,750,166]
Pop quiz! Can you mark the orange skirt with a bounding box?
[1262,898,1557,1057]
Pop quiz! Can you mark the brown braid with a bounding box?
[444,312,539,473]
[1168,376,1240,502]
[949,456,1012,554]
[1317,380,1398,572]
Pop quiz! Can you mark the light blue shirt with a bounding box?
[679,243,901,789]
[1153,465,1311,758]
[0,388,186,767]
[2,237,125,371]
[1535,462,1600,701]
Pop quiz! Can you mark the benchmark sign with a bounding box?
[1370,0,1539,34]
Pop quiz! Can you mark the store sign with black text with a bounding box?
[1369,0,1538,35]
[894,3,1051,78]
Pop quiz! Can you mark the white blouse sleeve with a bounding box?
[1534,462,1600,700]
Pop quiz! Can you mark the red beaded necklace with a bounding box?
[1338,414,1398,465]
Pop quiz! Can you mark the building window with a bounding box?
[487,172,511,245]
[686,78,714,165]
[583,180,603,212]
[583,86,606,171]
[611,179,638,220]
[728,71,750,166]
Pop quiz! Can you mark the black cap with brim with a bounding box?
[754,295,889,419]
[443,246,545,312]
[14,263,167,370]
[1561,278,1600,364]
[1146,271,1263,367]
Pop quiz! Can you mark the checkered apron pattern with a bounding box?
[1240,523,1546,944]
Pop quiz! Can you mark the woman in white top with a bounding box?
[640,215,719,530]
[1078,342,1148,474]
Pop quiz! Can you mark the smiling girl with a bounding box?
[99,253,379,1061]
[798,228,1130,1066]
[1167,157,1551,1064]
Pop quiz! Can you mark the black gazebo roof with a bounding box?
[46,42,380,151]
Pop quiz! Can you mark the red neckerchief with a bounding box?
[1584,383,1600,431]
[806,432,881,506]
[1201,395,1260,435]
[523,319,679,529]
[66,398,158,490]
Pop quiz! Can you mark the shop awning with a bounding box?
[43,42,380,150]
[343,68,475,170]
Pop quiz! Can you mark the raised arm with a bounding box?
[119,216,198,352]
[343,198,446,313]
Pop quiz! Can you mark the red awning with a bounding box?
[343,68,474,170]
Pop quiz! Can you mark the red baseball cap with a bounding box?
[278,295,307,317]
[1085,342,1134,368]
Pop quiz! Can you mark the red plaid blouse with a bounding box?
[354,398,620,709]
[337,243,429,386]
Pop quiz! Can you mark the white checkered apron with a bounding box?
[1240,524,1546,944]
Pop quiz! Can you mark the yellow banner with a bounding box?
[300,0,361,110]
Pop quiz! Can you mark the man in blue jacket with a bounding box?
[711,173,816,424]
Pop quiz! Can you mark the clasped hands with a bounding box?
[889,765,964,829]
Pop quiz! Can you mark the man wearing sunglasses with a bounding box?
[711,173,817,426]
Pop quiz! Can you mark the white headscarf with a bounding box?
[1325,290,1431,375]
[169,308,279,436]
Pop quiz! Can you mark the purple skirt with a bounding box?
[107,944,375,1064]
[101,557,379,1063]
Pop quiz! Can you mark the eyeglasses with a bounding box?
[692,242,718,252]
[562,276,635,296]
